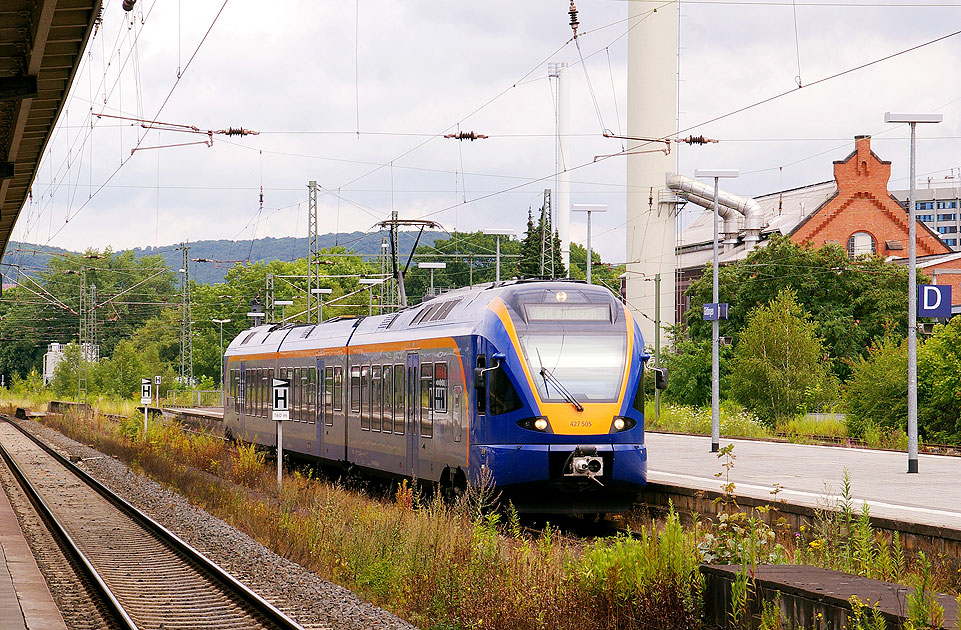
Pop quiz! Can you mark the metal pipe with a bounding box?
[667,173,764,248]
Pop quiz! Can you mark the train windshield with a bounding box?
[519,334,626,402]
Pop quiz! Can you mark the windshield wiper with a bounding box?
[536,349,583,412]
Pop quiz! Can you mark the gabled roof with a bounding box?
[677,135,951,269]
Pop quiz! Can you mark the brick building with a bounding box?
[675,135,960,322]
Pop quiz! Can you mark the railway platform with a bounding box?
[645,432,961,530]
[0,465,66,630]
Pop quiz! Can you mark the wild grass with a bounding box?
[29,408,705,630]
[646,401,914,454]
[645,401,771,439]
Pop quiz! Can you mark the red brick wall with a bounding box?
[925,261,961,306]
[790,136,950,258]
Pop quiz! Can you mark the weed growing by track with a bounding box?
[23,408,706,630]
[647,401,910,450]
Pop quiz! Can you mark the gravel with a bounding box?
[9,416,418,630]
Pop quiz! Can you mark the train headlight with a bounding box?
[517,416,552,432]
[610,416,637,433]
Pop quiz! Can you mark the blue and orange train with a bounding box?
[223,279,654,513]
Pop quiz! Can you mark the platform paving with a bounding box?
[0,466,66,630]
[646,433,961,531]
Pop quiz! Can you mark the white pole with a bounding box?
[907,121,918,474]
[277,420,283,489]
[144,405,148,435]
[556,62,571,275]
[586,209,593,284]
[711,177,720,454]
[495,236,501,282]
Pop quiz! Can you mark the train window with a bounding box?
[434,362,449,413]
[237,370,245,415]
[382,365,393,434]
[267,369,274,417]
[334,366,344,412]
[475,356,487,415]
[254,369,260,417]
[371,365,382,432]
[287,368,301,422]
[308,367,316,424]
[350,365,361,414]
[260,369,267,417]
[360,365,371,430]
[260,368,266,416]
[298,368,307,422]
[420,363,433,438]
[245,371,251,416]
[490,368,523,416]
[393,364,405,434]
[324,367,333,424]
[632,365,645,414]
[252,369,259,416]
[453,386,463,443]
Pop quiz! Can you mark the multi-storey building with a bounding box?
[890,182,961,250]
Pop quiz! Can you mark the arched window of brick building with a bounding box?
[846,232,876,258]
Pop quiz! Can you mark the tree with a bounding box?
[405,231,521,300]
[660,327,733,407]
[729,289,837,425]
[515,205,565,279]
[844,336,907,439]
[917,318,961,443]
[685,235,916,381]
[568,242,624,292]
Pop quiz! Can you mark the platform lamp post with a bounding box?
[418,261,447,295]
[310,288,332,323]
[695,168,739,454]
[884,112,942,474]
[274,300,293,323]
[483,228,515,282]
[359,279,385,316]
[572,204,608,284]
[212,318,231,406]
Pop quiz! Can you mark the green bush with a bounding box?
[918,318,961,444]
[660,327,732,407]
[843,336,907,439]
[729,290,837,426]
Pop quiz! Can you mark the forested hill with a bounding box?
[3,232,445,285]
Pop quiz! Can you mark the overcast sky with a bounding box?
[14,0,961,266]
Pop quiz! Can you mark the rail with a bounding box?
[0,416,304,630]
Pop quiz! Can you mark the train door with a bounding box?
[237,362,246,437]
[406,353,419,476]
[321,355,347,462]
[315,357,324,458]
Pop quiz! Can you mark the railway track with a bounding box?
[0,418,305,630]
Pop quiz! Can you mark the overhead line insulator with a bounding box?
[216,127,260,137]
[443,131,488,141]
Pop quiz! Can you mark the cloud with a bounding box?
[17,0,961,270]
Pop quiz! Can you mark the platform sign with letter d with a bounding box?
[272,378,290,422]
[918,285,952,318]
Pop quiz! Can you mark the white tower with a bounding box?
[625,3,678,346]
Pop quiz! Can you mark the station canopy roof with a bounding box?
[0,0,101,257]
